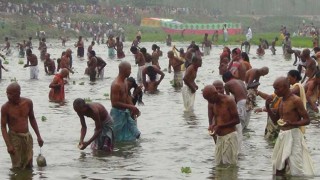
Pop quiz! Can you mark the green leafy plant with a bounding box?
[41,116,47,121]
[181,167,191,174]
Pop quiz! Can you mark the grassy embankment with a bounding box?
[0,14,315,48]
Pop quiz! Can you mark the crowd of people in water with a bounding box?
[1,25,320,177]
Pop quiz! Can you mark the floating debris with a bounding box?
[84,98,92,103]
[18,59,24,64]
[181,167,192,174]
[41,116,47,121]
[79,82,85,85]
[3,60,9,64]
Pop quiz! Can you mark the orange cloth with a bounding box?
[49,74,65,102]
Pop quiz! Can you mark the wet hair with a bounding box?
[73,98,86,109]
[222,71,233,82]
[26,49,32,54]
[314,47,320,53]
[241,52,250,62]
[90,50,96,57]
[91,41,95,45]
[140,47,147,54]
[316,71,320,78]
[146,66,157,81]
[130,46,138,53]
[127,77,137,88]
[232,48,241,55]
[152,44,158,50]
[179,48,184,53]
[288,69,302,81]
[193,45,199,51]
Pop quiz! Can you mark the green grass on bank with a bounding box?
[0,15,315,48]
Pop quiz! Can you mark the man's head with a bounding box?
[91,41,95,45]
[301,48,311,60]
[259,67,269,76]
[152,44,158,51]
[202,85,219,103]
[273,77,290,97]
[213,80,224,94]
[45,53,50,60]
[60,68,69,78]
[73,98,88,113]
[167,51,174,58]
[89,50,96,58]
[130,46,138,54]
[26,49,32,56]
[231,48,241,61]
[119,61,131,78]
[6,83,21,104]
[66,48,72,56]
[222,71,233,83]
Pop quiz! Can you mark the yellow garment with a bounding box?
[9,131,33,169]
[172,45,185,71]
[291,83,306,133]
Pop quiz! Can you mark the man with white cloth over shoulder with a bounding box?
[266,77,314,176]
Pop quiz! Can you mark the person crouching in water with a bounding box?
[142,65,165,93]
[49,68,69,103]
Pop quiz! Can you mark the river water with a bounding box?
[0,40,319,180]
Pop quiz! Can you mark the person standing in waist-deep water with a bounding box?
[266,77,314,176]
[86,50,98,82]
[203,85,240,165]
[73,98,114,152]
[106,35,116,59]
[44,53,56,75]
[96,56,107,79]
[38,38,47,61]
[168,50,184,88]
[0,53,8,79]
[76,36,84,58]
[110,61,141,142]
[142,65,165,93]
[1,83,44,169]
[182,56,202,111]
[202,33,212,56]
[24,49,39,79]
[48,68,69,103]
[130,46,145,85]
[115,37,125,59]
[166,34,172,46]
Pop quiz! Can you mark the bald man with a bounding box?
[245,67,269,85]
[49,68,69,103]
[1,83,44,169]
[44,53,55,75]
[73,98,114,151]
[203,85,239,165]
[110,61,141,142]
[213,80,224,94]
[266,77,314,176]
[301,48,317,83]
[60,48,74,74]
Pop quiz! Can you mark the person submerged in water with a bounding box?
[142,65,165,93]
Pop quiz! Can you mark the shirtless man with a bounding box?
[168,50,184,88]
[245,67,269,85]
[17,40,26,58]
[304,71,320,115]
[76,36,84,58]
[110,61,141,142]
[266,77,314,176]
[228,48,246,81]
[131,36,141,48]
[0,54,8,79]
[270,37,278,55]
[130,46,145,85]
[142,65,165,93]
[203,85,240,165]
[73,98,114,151]
[1,83,44,169]
[87,41,95,55]
[256,45,265,56]
[182,56,202,111]
[115,37,125,59]
[240,41,250,54]
[3,37,11,56]
[60,48,74,74]
[87,50,98,82]
[223,71,249,130]
[26,37,33,50]
[44,53,56,75]
[106,35,116,59]
[49,68,69,103]
[151,44,161,69]
[38,38,47,61]
[184,47,197,69]
[202,33,212,56]
[24,49,39,79]
[96,56,107,79]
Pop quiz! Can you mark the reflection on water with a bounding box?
[0,40,319,179]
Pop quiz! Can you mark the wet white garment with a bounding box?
[29,66,39,79]
[237,99,250,129]
[182,85,195,111]
[272,128,314,176]
[215,131,239,165]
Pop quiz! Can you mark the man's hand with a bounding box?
[7,145,15,155]
[38,137,44,147]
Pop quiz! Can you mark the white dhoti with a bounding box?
[272,128,314,176]
[173,71,183,87]
[237,99,250,129]
[29,66,39,79]
[182,86,195,111]
[235,123,243,154]
[215,131,239,165]
[137,65,145,85]
[203,47,211,56]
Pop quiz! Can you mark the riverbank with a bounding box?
[0,14,316,48]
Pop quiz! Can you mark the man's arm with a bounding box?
[155,67,165,85]
[28,100,44,147]
[78,113,87,145]
[306,83,318,112]
[142,68,147,90]
[208,103,215,126]
[80,109,103,150]
[224,83,231,95]
[1,105,15,154]
[265,97,280,124]
[44,63,48,74]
